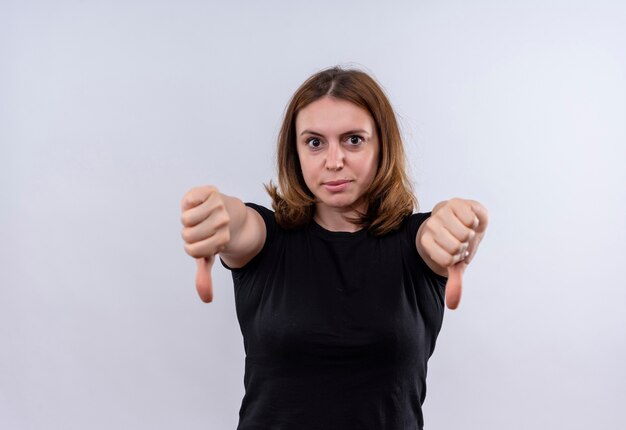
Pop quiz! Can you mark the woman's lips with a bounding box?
[323,180,351,192]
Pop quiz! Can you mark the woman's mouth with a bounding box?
[323,180,352,193]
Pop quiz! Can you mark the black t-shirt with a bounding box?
[222,203,447,430]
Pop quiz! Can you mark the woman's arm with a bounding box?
[415,198,489,309]
[180,186,266,302]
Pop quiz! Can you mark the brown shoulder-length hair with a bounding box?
[265,66,418,236]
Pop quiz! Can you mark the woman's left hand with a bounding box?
[417,198,489,310]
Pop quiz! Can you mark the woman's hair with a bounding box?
[265,66,418,236]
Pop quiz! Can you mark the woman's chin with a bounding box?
[316,195,365,212]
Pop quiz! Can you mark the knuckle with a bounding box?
[215,230,230,248]
[220,211,231,226]
[181,194,193,211]
[180,212,191,226]
[425,217,439,232]
[184,243,199,258]
[182,190,201,211]
[467,229,476,241]
[204,186,218,200]
[445,254,456,266]
[214,199,226,212]
[433,200,448,212]
[212,211,230,229]
[481,208,490,223]
[181,227,193,243]
[448,197,463,208]
[419,233,429,248]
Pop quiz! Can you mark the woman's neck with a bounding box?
[313,204,364,232]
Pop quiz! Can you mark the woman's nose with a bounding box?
[325,142,345,171]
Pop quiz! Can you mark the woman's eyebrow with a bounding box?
[299,128,371,137]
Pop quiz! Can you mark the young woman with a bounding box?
[180,66,488,429]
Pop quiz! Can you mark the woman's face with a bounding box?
[295,96,379,214]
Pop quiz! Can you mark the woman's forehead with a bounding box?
[295,97,375,135]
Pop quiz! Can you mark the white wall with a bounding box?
[2,1,625,428]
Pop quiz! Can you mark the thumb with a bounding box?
[195,256,215,303]
[445,262,467,310]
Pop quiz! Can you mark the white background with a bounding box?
[2,1,625,429]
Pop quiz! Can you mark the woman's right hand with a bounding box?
[180,186,231,302]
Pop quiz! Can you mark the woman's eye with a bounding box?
[306,138,322,148]
[347,135,364,145]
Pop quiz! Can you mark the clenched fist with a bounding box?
[418,198,489,310]
[180,186,231,302]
